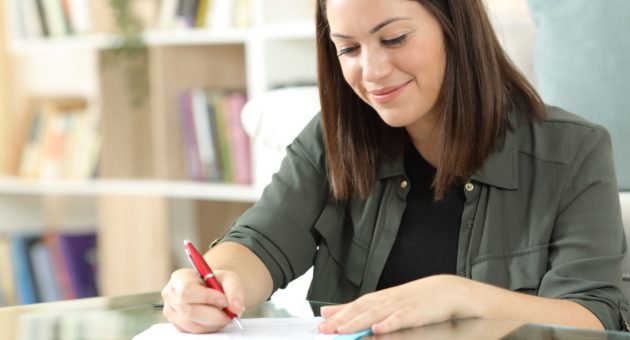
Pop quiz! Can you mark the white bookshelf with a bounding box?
[0,0,317,298]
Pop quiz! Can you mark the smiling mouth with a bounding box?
[368,80,412,104]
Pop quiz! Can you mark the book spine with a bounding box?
[58,233,98,298]
[41,0,69,37]
[212,92,234,182]
[0,236,17,306]
[191,88,221,182]
[10,235,39,304]
[178,91,206,181]
[46,234,76,300]
[67,0,91,34]
[226,91,251,184]
[158,0,179,29]
[35,0,50,36]
[29,240,62,302]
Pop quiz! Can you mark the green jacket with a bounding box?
[221,106,628,330]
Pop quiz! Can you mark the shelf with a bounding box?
[7,23,316,55]
[8,34,113,55]
[0,177,259,202]
[260,21,316,40]
[144,28,250,46]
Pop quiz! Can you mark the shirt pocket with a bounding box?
[470,244,549,294]
[314,203,369,287]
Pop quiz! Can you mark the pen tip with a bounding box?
[183,239,191,246]
[233,318,244,331]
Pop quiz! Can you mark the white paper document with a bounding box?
[133,317,339,339]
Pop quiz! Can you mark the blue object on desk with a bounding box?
[334,328,373,339]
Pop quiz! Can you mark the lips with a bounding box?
[368,80,412,104]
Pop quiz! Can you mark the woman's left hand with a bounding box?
[318,274,481,335]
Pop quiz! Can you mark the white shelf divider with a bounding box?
[0,177,259,202]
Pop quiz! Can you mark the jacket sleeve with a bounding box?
[539,124,629,330]
[218,114,329,292]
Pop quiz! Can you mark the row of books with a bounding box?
[10,0,252,40]
[0,231,98,306]
[178,89,251,184]
[159,0,251,30]
[11,0,92,39]
[18,99,101,180]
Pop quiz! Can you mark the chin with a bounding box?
[373,109,413,128]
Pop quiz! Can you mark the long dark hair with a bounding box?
[317,0,545,200]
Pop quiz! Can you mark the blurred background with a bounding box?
[0,0,628,308]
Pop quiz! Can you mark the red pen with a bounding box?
[183,240,244,330]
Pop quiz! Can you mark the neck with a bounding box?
[406,118,442,168]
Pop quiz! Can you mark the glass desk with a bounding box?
[0,292,629,339]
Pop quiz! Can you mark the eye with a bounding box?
[338,46,359,56]
[382,34,407,47]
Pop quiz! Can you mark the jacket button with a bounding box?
[466,220,473,229]
[400,180,408,189]
[465,182,474,192]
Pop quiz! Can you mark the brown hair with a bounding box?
[316,0,545,200]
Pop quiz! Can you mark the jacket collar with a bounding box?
[470,111,520,190]
[376,111,520,190]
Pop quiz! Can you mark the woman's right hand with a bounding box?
[161,268,246,333]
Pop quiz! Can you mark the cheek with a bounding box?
[339,60,365,94]
[339,59,359,85]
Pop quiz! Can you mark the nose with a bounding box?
[361,46,392,83]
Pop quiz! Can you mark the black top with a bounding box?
[377,144,465,290]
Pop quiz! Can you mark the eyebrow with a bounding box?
[330,17,412,39]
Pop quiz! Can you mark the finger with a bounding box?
[319,298,373,333]
[164,304,224,334]
[371,307,418,334]
[335,304,400,334]
[216,271,246,316]
[320,304,345,319]
[169,270,229,307]
[166,291,233,330]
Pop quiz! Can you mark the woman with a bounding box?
[162,0,628,334]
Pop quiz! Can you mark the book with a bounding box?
[15,0,46,38]
[10,235,40,304]
[39,112,72,179]
[56,232,98,298]
[45,234,75,300]
[60,0,74,34]
[233,0,250,28]
[225,91,251,184]
[67,0,92,34]
[158,0,179,29]
[41,0,69,37]
[63,112,101,179]
[208,0,233,30]
[195,0,210,28]
[178,91,206,181]
[29,240,62,302]
[175,0,199,28]
[0,236,17,306]
[18,110,48,178]
[191,88,221,182]
[35,0,51,36]
[211,92,234,182]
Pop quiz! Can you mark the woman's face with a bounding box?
[327,0,446,132]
